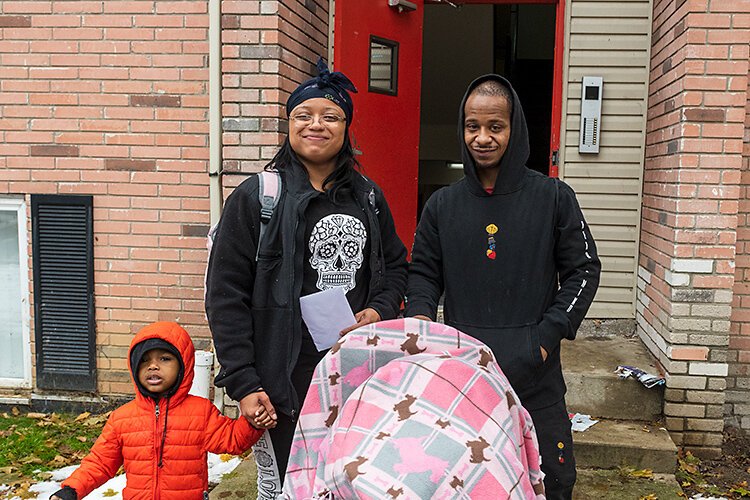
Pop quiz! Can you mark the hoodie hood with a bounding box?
[128,321,195,408]
[459,74,530,195]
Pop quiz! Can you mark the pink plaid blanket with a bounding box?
[282,318,545,499]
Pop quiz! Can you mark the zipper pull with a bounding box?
[155,403,160,420]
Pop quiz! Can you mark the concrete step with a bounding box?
[573,419,678,473]
[562,335,664,421]
[574,468,683,500]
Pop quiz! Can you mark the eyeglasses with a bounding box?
[289,113,346,126]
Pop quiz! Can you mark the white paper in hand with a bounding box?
[299,287,356,351]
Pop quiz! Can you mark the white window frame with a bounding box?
[0,197,32,388]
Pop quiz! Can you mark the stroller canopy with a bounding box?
[282,318,545,499]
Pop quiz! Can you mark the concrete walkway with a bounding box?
[210,455,684,499]
[210,456,257,499]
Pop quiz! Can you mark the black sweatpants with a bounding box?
[528,398,576,500]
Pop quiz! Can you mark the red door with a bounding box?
[334,1,565,250]
[334,0,424,252]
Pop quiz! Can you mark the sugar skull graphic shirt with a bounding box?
[300,192,371,353]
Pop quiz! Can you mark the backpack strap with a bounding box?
[256,169,281,260]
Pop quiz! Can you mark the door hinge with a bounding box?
[388,0,417,12]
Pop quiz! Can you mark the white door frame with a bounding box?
[0,197,32,388]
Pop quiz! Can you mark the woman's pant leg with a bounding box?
[263,349,325,493]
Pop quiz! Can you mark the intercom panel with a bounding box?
[579,76,603,154]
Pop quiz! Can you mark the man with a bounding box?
[406,74,601,499]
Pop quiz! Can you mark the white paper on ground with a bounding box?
[570,413,599,432]
[300,287,356,351]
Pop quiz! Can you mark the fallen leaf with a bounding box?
[11,406,20,416]
[638,495,658,500]
[75,411,91,422]
[77,436,88,442]
[10,482,32,499]
[630,469,654,479]
[26,412,47,419]
[83,414,108,427]
[730,481,750,497]
[101,488,119,497]
[618,466,654,479]
[58,444,75,455]
[678,457,699,476]
[0,465,16,474]
[220,453,234,462]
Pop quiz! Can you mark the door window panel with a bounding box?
[369,36,399,95]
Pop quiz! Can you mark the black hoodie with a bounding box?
[206,156,408,417]
[406,74,601,410]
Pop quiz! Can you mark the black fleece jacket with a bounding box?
[406,74,601,410]
[205,159,408,417]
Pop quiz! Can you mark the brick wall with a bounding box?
[729,52,750,432]
[220,0,329,188]
[0,1,211,395]
[638,0,749,455]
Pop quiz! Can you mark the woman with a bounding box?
[205,58,408,497]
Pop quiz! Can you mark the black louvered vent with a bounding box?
[32,194,95,391]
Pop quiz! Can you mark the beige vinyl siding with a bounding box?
[560,0,652,318]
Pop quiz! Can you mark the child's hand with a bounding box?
[51,497,62,500]
[252,406,277,429]
[240,391,277,430]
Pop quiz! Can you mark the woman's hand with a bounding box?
[340,308,381,336]
[412,315,432,322]
[240,391,277,429]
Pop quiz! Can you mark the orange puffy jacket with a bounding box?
[62,321,261,499]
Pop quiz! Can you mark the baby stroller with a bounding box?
[279,318,545,499]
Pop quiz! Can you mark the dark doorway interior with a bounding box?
[417,3,556,218]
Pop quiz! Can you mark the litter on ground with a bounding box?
[615,365,665,388]
[569,412,599,432]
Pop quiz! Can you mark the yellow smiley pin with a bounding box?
[486,224,498,235]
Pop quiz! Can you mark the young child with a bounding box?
[50,321,269,500]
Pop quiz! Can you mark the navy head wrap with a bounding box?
[286,57,358,125]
